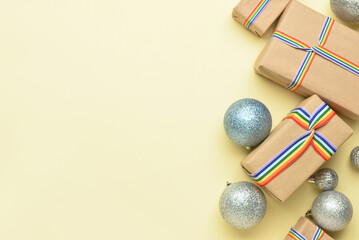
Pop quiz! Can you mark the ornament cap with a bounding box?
[305,210,312,218]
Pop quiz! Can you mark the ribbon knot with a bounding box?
[250,103,337,186]
[272,17,359,91]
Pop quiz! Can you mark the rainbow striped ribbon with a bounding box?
[243,0,271,29]
[250,103,337,186]
[288,227,324,240]
[271,17,359,91]
[312,227,324,240]
[288,228,306,240]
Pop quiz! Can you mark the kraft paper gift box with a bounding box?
[285,217,334,240]
[232,0,291,37]
[241,95,352,202]
[255,0,359,119]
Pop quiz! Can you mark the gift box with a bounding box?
[232,0,291,37]
[285,217,334,240]
[241,95,352,202]
[254,0,359,119]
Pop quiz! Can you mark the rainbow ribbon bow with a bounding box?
[288,227,324,240]
[250,102,337,186]
[243,0,271,29]
[272,17,359,91]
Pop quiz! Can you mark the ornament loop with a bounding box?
[308,177,315,184]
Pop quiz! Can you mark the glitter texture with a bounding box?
[223,99,272,147]
[331,0,359,24]
[350,146,359,168]
[219,181,267,229]
[312,191,353,231]
[312,168,339,191]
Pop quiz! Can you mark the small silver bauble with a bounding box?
[312,191,353,232]
[331,0,359,24]
[309,168,338,191]
[223,99,272,148]
[219,181,267,229]
[350,146,359,168]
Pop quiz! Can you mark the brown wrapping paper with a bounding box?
[232,0,291,37]
[255,0,359,119]
[284,217,334,240]
[241,95,352,202]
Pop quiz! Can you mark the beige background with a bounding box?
[0,0,358,239]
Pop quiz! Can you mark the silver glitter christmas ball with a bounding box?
[331,0,359,24]
[312,191,353,231]
[223,99,272,147]
[310,168,338,191]
[350,146,359,168]
[219,181,267,229]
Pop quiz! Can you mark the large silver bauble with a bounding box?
[219,181,267,229]
[331,0,359,24]
[223,99,272,147]
[312,191,353,231]
[310,168,338,191]
[350,146,359,168]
